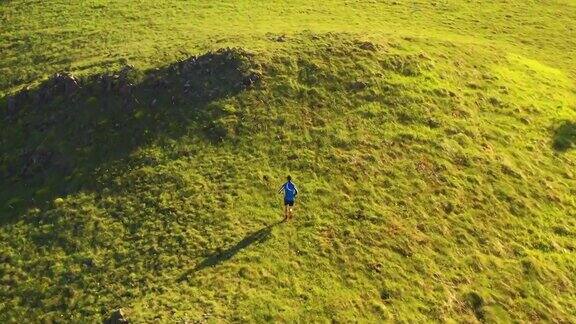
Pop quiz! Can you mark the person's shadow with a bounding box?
[178,220,282,281]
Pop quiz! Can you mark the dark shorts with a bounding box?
[284,200,295,206]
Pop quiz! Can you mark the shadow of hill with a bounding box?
[552,121,576,152]
[0,48,261,222]
[178,221,281,281]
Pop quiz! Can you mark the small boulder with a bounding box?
[99,74,115,93]
[118,83,133,96]
[358,41,378,51]
[7,96,16,113]
[31,90,43,106]
[20,149,53,177]
[275,35,288,42]
[52,73,80,97]
[104,309,129,324]
[349,80,368,91]
[242,72,262,88]
[119,65,136,80]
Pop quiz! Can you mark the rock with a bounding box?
[118,83,133,96]
[51,73,80,97]
[466,82,481,90]
[82,258,95,268]
[99,75,115,92]
[17,87,30,98]
[183,81,192,93]
[380,288,392,300]
[153,78,169,91]
[115,66,138,96]
[242,72,262,88]
[104,309,129,324]
[20,149,53,177]
[6,96,16,113]
[358,41,378,51]
[349,80,368,91]
[181,57,198,73]
[63,74,80,96]
[31,90,43,106]
[275,35,288,42]
[119,65,135,79]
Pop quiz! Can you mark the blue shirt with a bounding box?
[280,181,298,201]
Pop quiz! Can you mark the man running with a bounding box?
[278,175,298,221]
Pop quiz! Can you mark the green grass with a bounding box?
[1,1,576,322]
[2,0,575,95]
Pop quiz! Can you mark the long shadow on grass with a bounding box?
[552,121,576,152]
[178,221,281,281]
[0,48,260,223]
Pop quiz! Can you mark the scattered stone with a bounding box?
[426,117,441,128]
[119,65,136,80]
[358,41,378,51]
[488,96,502,106]
[275,35,288,42]
[443,202,454,214]
[16,87,30,101]
[418,52,432,60]
[31,90,43,106]
[287,153,298,161]
[104,309,129,324]
[6,96,16,113]
[183,81,192,93]
[370,262,383,273]
[243,72,262,88]
[20,149,53,177]
[466,82,481,90]
[98,74,115,93]
[380,288,392,301]
[349,80,368,91]
[51,72,80,97]
[154,78,170,91]
[118,82,133,96]
[82,258,95,268]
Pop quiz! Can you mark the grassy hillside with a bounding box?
[2,0,575,95]
[1,1,576,322]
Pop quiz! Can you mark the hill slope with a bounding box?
[1,1,576,322]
